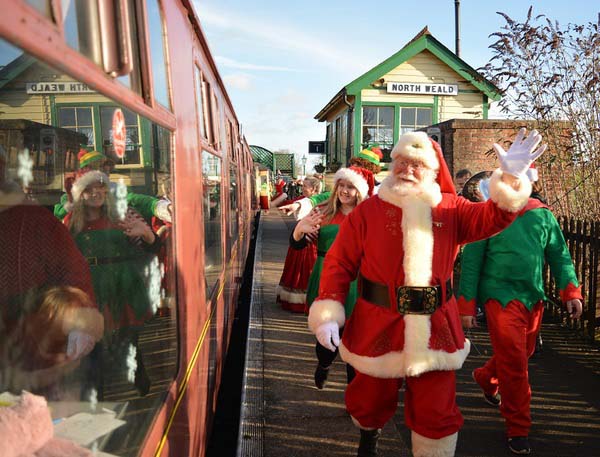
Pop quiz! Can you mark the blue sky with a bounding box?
[192,0,596,172]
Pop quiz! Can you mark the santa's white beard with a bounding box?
[389,170,436,197]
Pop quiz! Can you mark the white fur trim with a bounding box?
[308,299,345,333]
[526,167,538,182]
[391,132,439,171]
[154,198,172,222]
[71,171,109,202]
[276,285,307,304]
[295,197,314,220]
[378,176,442,209]
[334,168,369,199]
[401,198,434,286]
[339,318,470,378]
[412,431,458,457]
[488,169,531,213]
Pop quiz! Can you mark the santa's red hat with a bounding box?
[334,166,375,199]
[390,131,455,195]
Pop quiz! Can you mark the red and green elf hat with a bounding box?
[357,146,383,166]
[78,148,107,169]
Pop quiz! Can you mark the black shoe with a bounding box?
[483,391,501,406]
[472,370,501,406]
[357,428,381,457]
[314,365,329,389]
[508,436,531,455]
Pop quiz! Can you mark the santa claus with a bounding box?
[308,129,545,457]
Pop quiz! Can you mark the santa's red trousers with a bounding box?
[345,369,463,439]
[474,299,544,437]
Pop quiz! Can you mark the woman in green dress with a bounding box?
[64,170,161,398]
[290,166,373,389]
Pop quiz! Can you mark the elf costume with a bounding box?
[457,198,582,441]
[308,131,538,457]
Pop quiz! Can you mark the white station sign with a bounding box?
[386,82,458,96]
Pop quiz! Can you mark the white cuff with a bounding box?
[488,168,531,212]
[308,299,346,333]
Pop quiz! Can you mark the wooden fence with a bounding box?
[544,217,600,344]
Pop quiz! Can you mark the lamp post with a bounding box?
[301,155,307,176]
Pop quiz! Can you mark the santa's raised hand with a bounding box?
[493,128,547,178]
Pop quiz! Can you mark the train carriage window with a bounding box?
[145,0,171,109]
[229,162,239,240]
[0,38,178,456]
[202,150,223,297]
[194,65,206,140]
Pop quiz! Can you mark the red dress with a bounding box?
[276,197,317,313]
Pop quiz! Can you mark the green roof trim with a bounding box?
[345,27,501,101]
[249,144,274,170]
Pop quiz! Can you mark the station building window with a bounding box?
[0,39,177,456]
[58,107,95,149]
[362,106,394,160]
[100,106,141,165]
[400,106,432,135]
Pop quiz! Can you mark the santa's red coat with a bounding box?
[308,170,532,378]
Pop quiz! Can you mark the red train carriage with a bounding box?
[0,1,254,455]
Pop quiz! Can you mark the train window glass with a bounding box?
[229,163,238,240]
[58,107,95,149]
[26,0,53,20]
[202,79,214,144]
[145,0,171,109]
[202,150,223,297]
[100,106,142,165]
[115,0,143,96]
[194,66,206,140]
[212,93,221,150]
[0,39,178,456]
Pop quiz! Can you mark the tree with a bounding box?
[481,7,600,218]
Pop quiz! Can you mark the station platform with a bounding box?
[238,210,600,457]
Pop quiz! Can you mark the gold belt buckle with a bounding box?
[86,257,98,266]
[397,286,439,314]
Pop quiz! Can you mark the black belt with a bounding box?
[317,250,327,257]
[358,274,452,315]
[86,256,139,266]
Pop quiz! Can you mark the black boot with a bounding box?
[314,364,330,389]
[357,428,381,457]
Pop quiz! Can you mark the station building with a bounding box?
[314,27,502,172]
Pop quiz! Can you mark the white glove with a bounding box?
[66,330,96,360]
[493,128,547,178]
[315,321,340,352]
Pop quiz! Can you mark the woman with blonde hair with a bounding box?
[64,169,161,397]
[276,176,322,312]
[290,166,373,389]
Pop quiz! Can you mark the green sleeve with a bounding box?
[309,192,331,206]
[53,193,68,220]
[457,239,488,302]
[544,211,579,290]
[126,192,159,221]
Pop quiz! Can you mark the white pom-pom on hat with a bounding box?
[390,131,440,171]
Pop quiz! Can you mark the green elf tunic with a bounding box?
[457,199,582,314]
[67,216,159,332]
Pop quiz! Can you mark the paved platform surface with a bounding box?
[240,210,600,457]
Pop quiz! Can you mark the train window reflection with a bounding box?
[26,0,54,20]
[202,150,223,297]
[145,0,171,109]
[0,39,177,456]
[58,107,95,149]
